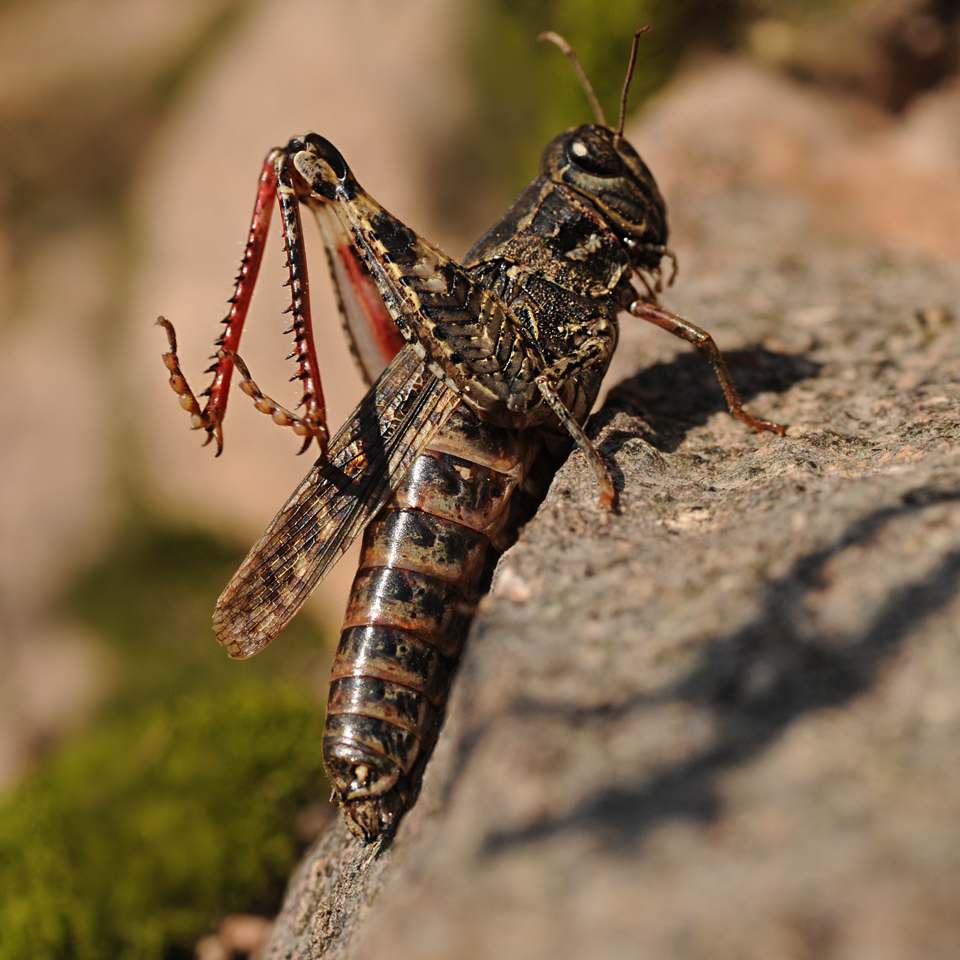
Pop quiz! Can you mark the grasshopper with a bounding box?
[159,29,783,841]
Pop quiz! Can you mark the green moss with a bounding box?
[0,682,326,960]
[1,519,335,957]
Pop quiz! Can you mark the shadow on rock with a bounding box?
[482,484,960,854]
[604,347,819,452]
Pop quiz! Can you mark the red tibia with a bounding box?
[337,244,407,367]
[275,158,328,455]
[202,155,279,449]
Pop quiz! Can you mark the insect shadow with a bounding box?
[604,346,819,453]
[480,483,960,854]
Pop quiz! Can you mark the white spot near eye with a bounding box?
[572,141,588,157]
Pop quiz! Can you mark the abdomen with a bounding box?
[322,404,539,840]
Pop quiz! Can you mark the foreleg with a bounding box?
[629,300,785,436]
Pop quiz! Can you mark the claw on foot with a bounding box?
[218,349,329,456]
[156,316,224,454]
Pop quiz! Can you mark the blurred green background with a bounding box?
[0,0,957,956]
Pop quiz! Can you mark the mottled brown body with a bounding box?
[159,32,783,845]
[324,406,539,838]
[314,126,668,835]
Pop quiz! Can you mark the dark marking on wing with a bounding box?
[214,344,460,657]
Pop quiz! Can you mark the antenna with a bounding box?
[616,26,651,141]
[538,31,607,127]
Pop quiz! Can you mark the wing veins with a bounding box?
[214,344,460,658]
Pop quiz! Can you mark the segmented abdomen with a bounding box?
[322,404,538,840]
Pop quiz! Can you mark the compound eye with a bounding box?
[568,132,623,177]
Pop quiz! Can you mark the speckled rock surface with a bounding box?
[264,61,960,960]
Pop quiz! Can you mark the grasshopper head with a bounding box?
[540,124,668,276]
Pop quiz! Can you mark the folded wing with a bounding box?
[214,344,460,657]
